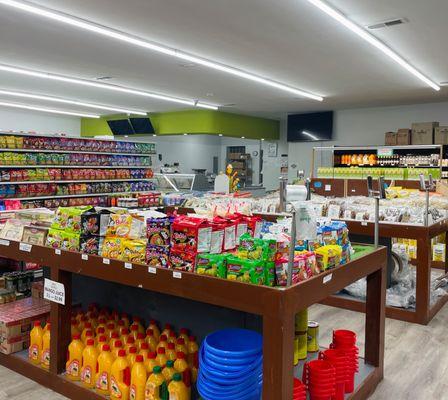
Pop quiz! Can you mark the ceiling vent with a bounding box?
[367,18,408,30]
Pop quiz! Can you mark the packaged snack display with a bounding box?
[80,235,101,255]
[196,254,227,277]
[171,217,211,254]
[52,206,92,234]
[121,239,147,264]
[21,226,48,246]
[101,237,123,259]
[146,217,171,246]
[169,249,195,272]
[0,219,27,241]
[106,214,144,239]
[46,228,80,251]
[146,245,170,268]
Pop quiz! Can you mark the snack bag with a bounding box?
[264,262,275,287]
[80,235,100,255]
[106,214,144,239]
[121,239,147,264]
[147,217,171,246]
[171,217,211,253]
[146,245,170,268]
[196,254,227,278]
[81,211,100,235]
[169,249,195,272]
[226,257,252,284]
[210,221,225,254]
[101,237,123,260]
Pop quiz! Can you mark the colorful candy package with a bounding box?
[196,254,227,278]
[146,245,170,268]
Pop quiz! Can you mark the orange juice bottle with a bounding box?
[187,336,198,369]
[132,317,145,334]
[144,351,159,375]
[84,330,94,346]
[145,366,168,400]
[96,344,114,396]
[175,339,187,356]
[174,352,191,393]
[71,319,80,339]
[156,335,169,352]
[110,310,120,322]
[110,349,131,400]
[89,312,99,330]
[165,343,177,361]
[127,346,138,367]
[81,338,99,389]
[156,348,168,368]
[162,360,176,384]
[117,319,126,332]
[125,336,136,353]
[43,321,50,333]
[168,373,189,400]
[81,322,93,343]
[96,317,107,336]
[135,333,146,351]
[107,322,117,338]
[110,332,120,350]
[146,329,158,352]
[41,323,51,370]
[97,326,106,338]
[178,328,189,345]
[121,313,130,329]
[113,340,124,359]
[130,354,146,400]
[139,342,150,360]
[29,321,43,365]
[97,335,108,353]
[147,320,160,342]
[130,324,140,341]
[78,315,88,332]
[66,334,85,381]
[161,324,173,340]
[75,310,84,324]
[121,328,130,345]
[167,331,177,345]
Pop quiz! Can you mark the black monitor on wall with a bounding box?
[107,119,135,136]
[129,117,155,134]
[287,111,333,142]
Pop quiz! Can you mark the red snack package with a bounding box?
[171,216,211,254]
[169,249,195,272]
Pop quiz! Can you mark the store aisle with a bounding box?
[0,303,447,400]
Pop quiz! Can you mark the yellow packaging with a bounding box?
[168,373,190,400]
[294,332,307,365]
[315,245,342,271]
[66,335,85,381]
[81,339,99,389]
[96,344,115,396]
[307,321,319,353]
[145,366,168,399]
[29,321,43,365]
[147,321,160,342]
[110,350,131,400]
[130,356,146,400]
[295,309,308,332]
[41,325,51,370]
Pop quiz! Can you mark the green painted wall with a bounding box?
[81,110,279,140]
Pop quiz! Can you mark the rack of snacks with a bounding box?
[0,133,156,208]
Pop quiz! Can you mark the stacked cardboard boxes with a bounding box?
[411,122,439,145]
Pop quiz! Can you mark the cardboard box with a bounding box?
[385,132,397,145]
[396,129,411,145]
[0,332,30,355]
[31,281,44,299]
[411,122,439,145]
[435,126,448,145]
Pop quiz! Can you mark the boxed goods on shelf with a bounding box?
[435,126,448,145]
[396,129,412,145]
[411,122,438,145]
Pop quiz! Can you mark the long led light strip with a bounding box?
[0,89,148,115]
[305,0,440,91]
[0,0,323,101]
[0,64,218,110]
[0,101,100,118]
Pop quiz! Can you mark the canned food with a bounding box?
[294,332,308,365]
[295,309,308,332]
[307,321,319,353]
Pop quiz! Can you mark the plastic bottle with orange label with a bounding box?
[81,338,99,389]
[130,324,140,341]
[156,335,169,353]
[178,328,189,345]
[66,334,85,381]
[29,321,43,365]
[145,366,168,400]
[146,329,158,352]
[147,320,160,342]
[110,349,131,400]
[139,342,150,360]
[71,319,80,339]
[121,313,130,329]
[144,351,159,375]
[168,373,190,400]
[113,340,124,359]
[162,360,176,384]
[165,343,177,361]
[96,344,114,396]
[160,324,173,340]
[167,331,177,345]
[156,347,168,369]
[175,339,187,356]
[135,333,146,352]
[127,346,138,367]
[41,323,51,370]
[174,352,191,394]
[130,354,146,400]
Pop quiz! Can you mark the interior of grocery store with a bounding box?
[0,1,447,400]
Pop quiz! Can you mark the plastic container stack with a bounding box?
[331,329,359,394]
[293,378,307,400]
[302,359,336,400]
[319,349,349,400]
[198,329,262,400]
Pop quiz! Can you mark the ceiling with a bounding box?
[0,0,447,119]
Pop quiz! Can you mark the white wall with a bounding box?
[0,108,81,136]
[287,101,448,180]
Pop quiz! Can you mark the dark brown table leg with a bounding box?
[50,266,72,375]
[415,237,431,325]
[262,312,294,399]
[365,260,386,372]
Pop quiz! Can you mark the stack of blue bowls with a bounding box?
[198,328,263,400]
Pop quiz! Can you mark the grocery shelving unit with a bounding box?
[0,240,386,400]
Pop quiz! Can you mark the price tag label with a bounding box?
[148,267,157,274]
[324,184,332,192]
[361,221,368,226]
[81,254,89,261]
[55,249,61,255]
[19,243,32,252]
[323,274,333,284]
[44,278,65,305]
[173,271,182,279]
[125,262,133,270]
[0,239,10,246]
[103,258,110,265]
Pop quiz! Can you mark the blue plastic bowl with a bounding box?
[200,346,262,375]
[198,370,262,400]
[204,329,262,359]
[201,364,262,387]
[203,344,261,366]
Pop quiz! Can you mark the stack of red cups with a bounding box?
[293,378,307,400]
[319,348,349,400]
[331,329,359,394]
[302,359,336,400]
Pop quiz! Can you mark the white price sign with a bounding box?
[44,278,65,305]
[148,267,157,274]
[124,262,133,270]
[173,271,182,279]
[19,242,32,252]
[0,239,10,246]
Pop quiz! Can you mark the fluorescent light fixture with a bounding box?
[305,0,440,91]
[0,0,323,101]
[218,134,223,137]
[196,102,218,110]
[261,138,265,141]
[0,89,147,115]
[0,64,218,110]
[241,136,245,139]
[302,130,319,141]
[183,133,188,136]
[152,134,156,137]
[0,100,100,118]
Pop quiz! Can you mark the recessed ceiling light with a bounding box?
[183,133,188,136]
[124,135,128,138]
[218,134,223,137]
[305,0,440,91]
[152,134,156,137]
[0,100,99,118]
[261,138,265,141]
[241,136,245,139]
[0,89,148,115]
[0,64,218,110]
[0,0,323,101]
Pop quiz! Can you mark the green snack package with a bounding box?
[264,261,275,287]
[196,253,227,278]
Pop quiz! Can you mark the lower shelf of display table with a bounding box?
[294,348,375,399]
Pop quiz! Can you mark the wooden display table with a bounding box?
[0,241,386,399]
